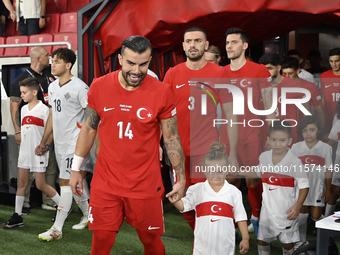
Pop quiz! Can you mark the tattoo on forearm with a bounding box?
[15,109,21,127]
[85,107,100,130]
[164,116,185,181]
[261,87,273,108]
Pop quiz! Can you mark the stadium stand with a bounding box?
[41,13,60,34]
[46,0,66,14]
[4,20,17,37]
[67,0,90,12]
[28,33,54,54]
[59,12,77,33]
[52,33,78,51]
[4,36,28,57]
[0,37,6,56]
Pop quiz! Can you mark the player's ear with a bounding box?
[288,137,293,146]
[118,54,123,66]
[205,40,209,51]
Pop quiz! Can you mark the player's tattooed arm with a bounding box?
[10,96,22,128]
[261,87,276,125]
[84,106,101,130]
[161,116,186,200]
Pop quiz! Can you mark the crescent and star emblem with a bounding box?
[211,205,221,213]
[269,176,278,183]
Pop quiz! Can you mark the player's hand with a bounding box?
[228,153,239,172]
[166,180,185,201]
[69,171,84,196]
[168,193,179,203]
[15,133,21,145]
[239,239,249,254]
[35,144,44,155]
[286,204,300,220]
[322,188,332,203]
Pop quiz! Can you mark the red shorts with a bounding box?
[173,155,206,187]
[89,188,165,235]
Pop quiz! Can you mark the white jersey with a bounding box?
[48,76,89,155]
[291,141,332,206]
[329,120,340,186]
[299,69,315,85]
[257,150,309,232]
[18,101,49,168]
[182,180,247,255]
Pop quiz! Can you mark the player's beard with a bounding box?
[186,47,204,62]
[122,70,147,87]
[227,50,242,60]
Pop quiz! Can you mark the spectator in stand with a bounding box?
[3,0,46,36]
[1,0,15,36]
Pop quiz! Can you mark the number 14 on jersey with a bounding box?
[117,121,133,139]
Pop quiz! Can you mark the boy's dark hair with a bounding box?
[281,57,300,71]
[258,53,281,66]
[297,115,324,140]
[184,26,207,40]
[121,35,152,55]
[225,27,249,44]
[329,47,340,57]
[19,77,40,92]
[287,49,302,58]
[52,48,76,69]
[268,120,292,138]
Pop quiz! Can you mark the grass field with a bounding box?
[0,195,338,254]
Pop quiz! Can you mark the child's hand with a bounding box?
[322,188,332,203]
[168,193,179,203]
[239,239,249,254]
[286,204,300,220]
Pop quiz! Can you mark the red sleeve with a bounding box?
[258,64,272,90]
[158,83,177,119]
[87,78,99,112]
[219,69,233,104]
[163,67,174,90]
[310,84,322,107]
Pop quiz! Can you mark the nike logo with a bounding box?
[269,188,276,191]
[176,84,185,89]
[325,85,332,88]
[210,219,220,222]
[104,107,115,112]
[148,226,160,230]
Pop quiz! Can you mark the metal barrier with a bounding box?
[0,41,72,50]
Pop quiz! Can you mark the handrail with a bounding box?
[0,41,72,49]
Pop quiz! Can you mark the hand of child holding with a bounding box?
[322,188,332,203]
[239,239,249,254]
[286,204,300,220]
[168,193,179,203]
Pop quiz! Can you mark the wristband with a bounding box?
[72,155,85,172]
[40,15,45,18]
[11,11,16,14]
[15,131,21,134]
[45,144,51,151]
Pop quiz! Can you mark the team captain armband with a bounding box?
[72,155,85,172]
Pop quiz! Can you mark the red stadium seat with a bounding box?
[46,0,66,14]
[41,13,60,34]
[4,36,29,57]
[52,33,77,52]
[59,12,77,33]
[28,33,54,54]
[67,0,90,12]
[4,20,16,37]
[0,37,6,56]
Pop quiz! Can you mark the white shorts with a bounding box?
[17,165,46,173]
[331,156,340,186]
[258,224,300,244]
[56,153,93,180]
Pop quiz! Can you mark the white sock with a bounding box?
[282,247,293,255]
[51,193,60,205]
[53,186,73,232]
[312,215,324,221]
[73,179,89,217]
[298,213,309,242]
[258,244,271,255]
[15,196,25,215]
[325,203,336,216]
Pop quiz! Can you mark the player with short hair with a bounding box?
[291,116,332,242]
[170,141,249,255]
[237,120,309,255]
[205,45,222,66]
[281,56,325,126]
[36,48,92,241]
[163,26,238,230]
[320,47,340,138]
[220,27,275,236]
[287,49,315,84]
[3,77,60,229]
[69,35,185,255]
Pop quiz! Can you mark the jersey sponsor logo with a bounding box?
[196,201,233,219]
[325,85,332,88]
[22,116,44,127]
[240,79,251,88]
[103,107,115,112]
[176,84,186,89]
[148,226,160,230]
[136,106,153,123]
[210,219,220,222]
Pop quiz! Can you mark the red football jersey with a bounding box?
[87,71,176,199]
[220,60,272,145]
[320,70,340,134]
[164,61,228,156]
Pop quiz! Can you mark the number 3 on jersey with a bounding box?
[117,121,133,139]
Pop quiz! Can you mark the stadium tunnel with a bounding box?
[77,0,340,84]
